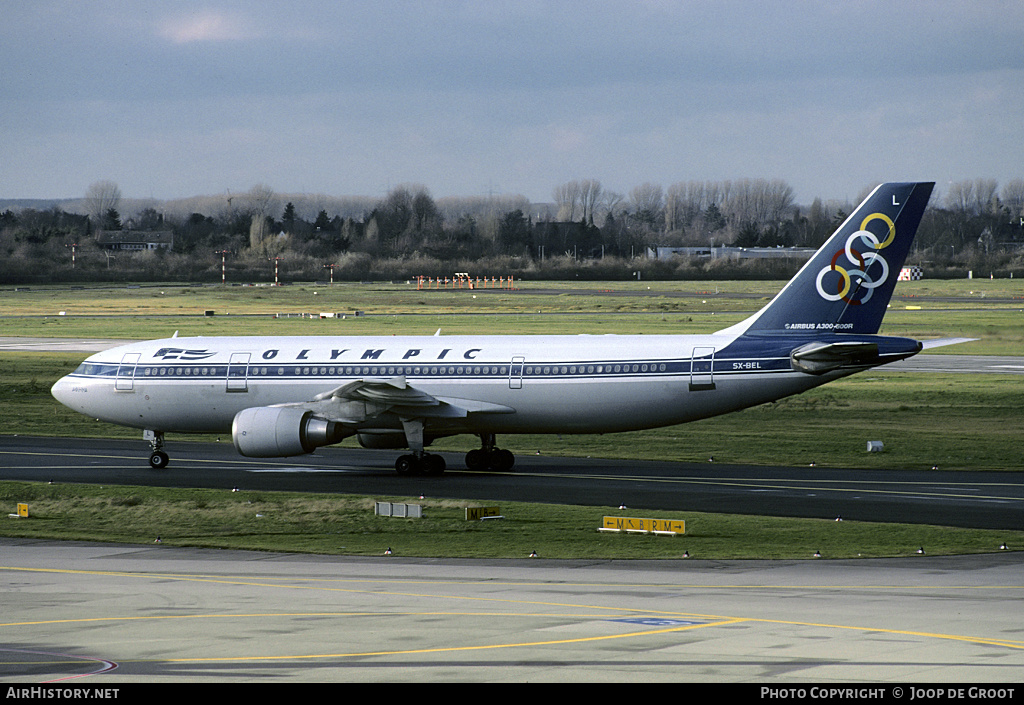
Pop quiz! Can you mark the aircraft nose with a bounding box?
[51,375,78,408]
[49,370,83,409]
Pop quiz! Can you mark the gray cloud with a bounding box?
[2,0,1021,202]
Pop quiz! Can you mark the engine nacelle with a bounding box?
[232,406,351,457]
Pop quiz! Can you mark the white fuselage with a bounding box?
[51,332,839,438]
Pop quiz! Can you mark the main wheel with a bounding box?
[423,454,446,476]
[490,448,515,472]
[465,448,488,471]
[395,454,416,475]
[149,451,169,469]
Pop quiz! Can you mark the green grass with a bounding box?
[0,481,1017,559]
[1,280,1022,558]
[3,279,1023,352]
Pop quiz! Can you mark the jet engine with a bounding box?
[232,407,351,457]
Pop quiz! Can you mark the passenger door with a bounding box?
[689,347,716,391]
[509,356,525,389]
[115,353,140,391]
[227,352,250,392]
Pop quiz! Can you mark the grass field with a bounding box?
[3,278,1023,352]
[1,280,1021,558]
[1,481,1018,559]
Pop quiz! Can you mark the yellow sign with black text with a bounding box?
[466,506,501,521]
[602,516,685,534]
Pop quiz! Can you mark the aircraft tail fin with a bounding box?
[719,182,934,336]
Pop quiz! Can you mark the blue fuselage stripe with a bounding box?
[69,356,792,382]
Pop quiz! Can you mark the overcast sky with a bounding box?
[2,0,1022,205]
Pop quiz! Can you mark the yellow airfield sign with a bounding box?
[602,516,685,534]
[466,506,502,521]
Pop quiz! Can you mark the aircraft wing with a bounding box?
[276,376,515,424]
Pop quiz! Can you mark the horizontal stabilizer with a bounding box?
[790,341,880,375]
[920,337,978,350]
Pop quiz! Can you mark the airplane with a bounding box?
[52,181,956,475]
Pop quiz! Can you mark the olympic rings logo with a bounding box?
[815,212,896,305]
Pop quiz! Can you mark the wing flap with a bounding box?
[281,377,514,424]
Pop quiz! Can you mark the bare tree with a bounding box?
[974,178,999,214]
[84,180,122,225]
[1001,179,1024,216]
[945,180,975,214]
[629,182,663,227]
[246,183,276,219]
[601,190,625,218]
[725,178,795,224]
[579,179,602,225]
[665,182,686,232]
[249,214,288,259]
[552,180,582,221]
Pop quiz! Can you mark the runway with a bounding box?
[1,436,1021,530]
[1,539,1021,683]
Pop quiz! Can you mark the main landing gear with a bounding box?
[395,452,446,476]
[464,433,515,472]
[394,417,445,476]
[391,428,515,476]
[144,430,169,469]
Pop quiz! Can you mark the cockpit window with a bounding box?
[74,363,113,376]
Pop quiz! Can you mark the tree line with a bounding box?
[1,177,1023,285]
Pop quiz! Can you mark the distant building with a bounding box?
[647,246,817,261]
[96,230,174,252]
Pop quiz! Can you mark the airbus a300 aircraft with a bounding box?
[53,182,948,475]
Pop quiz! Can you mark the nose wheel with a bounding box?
[144,430,169,469]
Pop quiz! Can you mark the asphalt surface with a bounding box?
[2,435,1020,530]
[1,540,1021,683]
